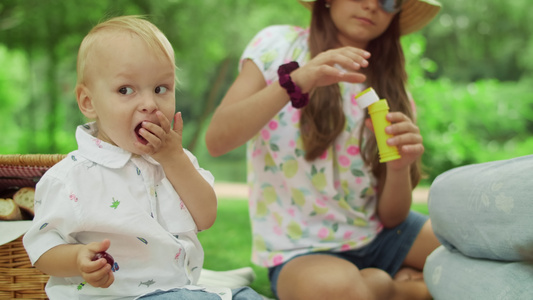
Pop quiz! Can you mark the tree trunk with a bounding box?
[186,57,233,151]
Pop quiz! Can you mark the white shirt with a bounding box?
[23,122,229,299]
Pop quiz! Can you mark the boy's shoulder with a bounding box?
[42,151,91,181]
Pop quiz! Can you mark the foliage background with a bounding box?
[1,0,532,185]
[1,0,532,298]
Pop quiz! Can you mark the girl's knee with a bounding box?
[276,256,377,300]
[278,275,370,300]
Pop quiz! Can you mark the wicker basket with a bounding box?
[0,154,66,299]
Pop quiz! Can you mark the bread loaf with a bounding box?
[0,198,23,220]
[13,187,35,216]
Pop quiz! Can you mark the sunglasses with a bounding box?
[379,0,405,14]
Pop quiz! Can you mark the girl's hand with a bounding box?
[291,46,370,94]
[365,112,424,170]
[77,239,114,288]
[383,112,424,170]
[135,111,184,161]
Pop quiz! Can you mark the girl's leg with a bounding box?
[276,254,432,300]
[394,219,440,282]
[402,219,441,270]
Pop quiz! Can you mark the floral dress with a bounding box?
[240,25,384,268]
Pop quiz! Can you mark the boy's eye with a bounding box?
[155,86,168,94]
[119,87,134,95]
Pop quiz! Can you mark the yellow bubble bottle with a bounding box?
[356,87,401,163]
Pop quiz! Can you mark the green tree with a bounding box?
[0,0,308,156]
[421,0,533,81]
[0,0,531,183]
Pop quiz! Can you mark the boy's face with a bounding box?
[79,31,176,154]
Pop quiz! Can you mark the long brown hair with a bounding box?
[303,0,422,187]
[301,0,345,161]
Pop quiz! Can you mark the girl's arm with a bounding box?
[376,112,424,228]
[206,47,370,157]
[205,60,289,156]
[377,164,413,228]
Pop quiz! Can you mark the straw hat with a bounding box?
[299,0,442,35]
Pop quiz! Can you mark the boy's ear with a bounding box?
[76,84,97,119]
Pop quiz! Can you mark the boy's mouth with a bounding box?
[134,123,148,145]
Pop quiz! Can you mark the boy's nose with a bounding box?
[140,94,158,113]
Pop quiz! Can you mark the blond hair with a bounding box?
[76,15,176,86]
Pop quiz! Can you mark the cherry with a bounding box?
[92,251,114,266]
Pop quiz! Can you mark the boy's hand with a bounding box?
[77,239,114,288]
[135,111,184,161]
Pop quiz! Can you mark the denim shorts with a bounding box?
[268,210,428,298]
[138,286,262,300]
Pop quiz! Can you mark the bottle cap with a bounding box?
[355,88,380,109]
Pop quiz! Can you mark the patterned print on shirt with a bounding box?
[110,197,120,209]
[139,279,155,287]
[69,192,78,202]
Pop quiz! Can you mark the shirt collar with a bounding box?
[76,122,159,169]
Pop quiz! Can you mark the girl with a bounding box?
[206,0,442,299]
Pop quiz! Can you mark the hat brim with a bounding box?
[400,0,441,35]
[298,0,441,35]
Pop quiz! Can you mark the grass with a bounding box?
[198,198,274,297]
[199,198,430,298]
